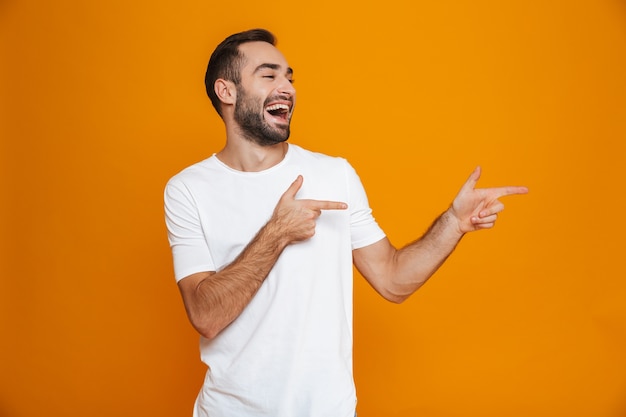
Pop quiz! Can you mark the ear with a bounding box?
[214,78,236,106]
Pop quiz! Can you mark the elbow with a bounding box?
[381,281,425,304]
[195,325,219,341]
[378,286,411,304]
[189,314,222,341]
[385,293,410,304]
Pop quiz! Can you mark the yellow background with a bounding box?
[1,0,625,416]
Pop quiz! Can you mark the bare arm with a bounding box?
[177,175,347,340]
[353,167,528,303]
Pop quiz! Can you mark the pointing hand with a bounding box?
[449,167,528,234]
[271,175,347,243]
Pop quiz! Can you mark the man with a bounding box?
[164,28,528,417]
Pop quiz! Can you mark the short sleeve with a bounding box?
[344,161,386,250]
[164,179,216,281]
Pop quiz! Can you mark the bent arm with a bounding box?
[353,210,463,303]
[176,175,347,341]
[178,220,289,340]
[354,167,528,303]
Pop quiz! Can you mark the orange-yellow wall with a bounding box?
[1,1,625,416]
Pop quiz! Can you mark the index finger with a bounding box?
[491,186,529,198]
[304,199,348,211]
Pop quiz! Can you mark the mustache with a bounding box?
[264,95,294,107]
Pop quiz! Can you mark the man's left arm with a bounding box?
[353,166,528,303]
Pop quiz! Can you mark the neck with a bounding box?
[217,139,288,172]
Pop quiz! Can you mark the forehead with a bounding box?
[238,41,291,73]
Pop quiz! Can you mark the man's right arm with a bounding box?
[176,175,347,341]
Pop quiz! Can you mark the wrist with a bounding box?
[443,207,466,238]
[262,216,291,251]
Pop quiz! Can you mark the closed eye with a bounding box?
[263,75,294,84]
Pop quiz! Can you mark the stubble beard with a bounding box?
[234,86,291,147]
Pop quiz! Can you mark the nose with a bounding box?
[277,76,295,96]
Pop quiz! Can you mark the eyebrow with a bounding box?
[253,63,294,76]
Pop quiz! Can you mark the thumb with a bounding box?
[282,175,303,200]
[461,166,481,192]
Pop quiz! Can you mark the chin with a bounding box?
[261,136,289,147]
[264,127,290,145]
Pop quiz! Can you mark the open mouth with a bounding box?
[265,103,291,121]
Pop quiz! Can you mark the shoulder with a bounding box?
[165,156,219,190]
[288,144,351,170]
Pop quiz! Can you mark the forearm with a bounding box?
[180,175,348,339]
[356,167,528,303]
[388,209,464,300]
[186,220,288,340]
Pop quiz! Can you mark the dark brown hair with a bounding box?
[205,29,276,117]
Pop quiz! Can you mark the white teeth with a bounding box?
[265,104,289,112]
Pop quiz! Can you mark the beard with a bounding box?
[233,86,292,147]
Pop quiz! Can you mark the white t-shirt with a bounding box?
[164,144,385,417]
